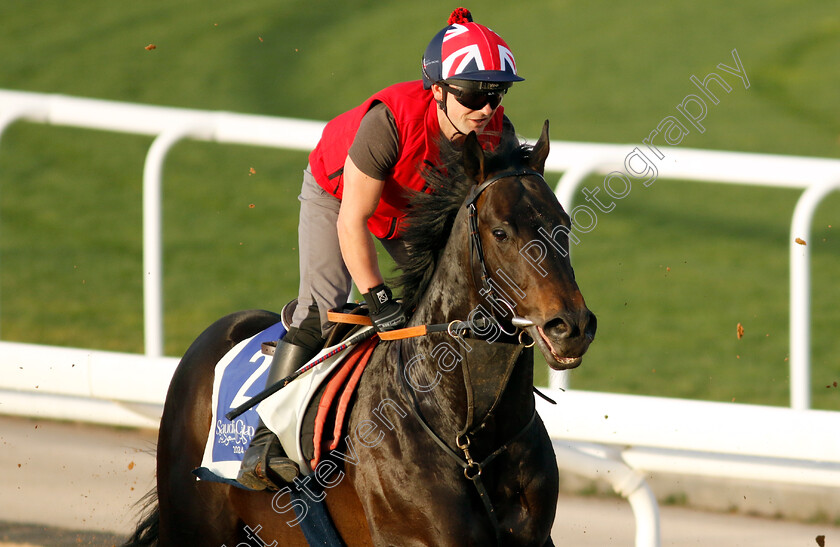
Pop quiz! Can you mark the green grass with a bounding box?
[0,0,838,409]
[562,177,840,408]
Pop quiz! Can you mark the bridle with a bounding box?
[465,168,545,337]
[397,168,551,544]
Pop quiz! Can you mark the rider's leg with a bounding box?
[238,167,350,490]
[291,165,353,338]
[237,304,324,490]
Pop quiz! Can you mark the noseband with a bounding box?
[465,169,545,336]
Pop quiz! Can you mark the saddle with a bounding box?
[265,299,379,471]
[196,301,379,484]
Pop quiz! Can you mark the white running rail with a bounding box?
[2,90,840,546]
[548,143,840,411]
[2,89,838,408]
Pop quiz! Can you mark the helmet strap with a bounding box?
[437,87,448,112]
[438,87,468,140]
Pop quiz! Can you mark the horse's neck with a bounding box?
[405,212,535,445]
[409,208,476,326]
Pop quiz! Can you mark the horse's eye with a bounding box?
[492,228,508,241]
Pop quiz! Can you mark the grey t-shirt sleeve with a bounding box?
[347,102,400,180]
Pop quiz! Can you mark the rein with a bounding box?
[327,310,531,345]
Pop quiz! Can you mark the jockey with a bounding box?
[238,7,525,491]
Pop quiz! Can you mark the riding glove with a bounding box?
[362,283,407,332]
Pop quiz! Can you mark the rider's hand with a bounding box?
[362,284,407,332]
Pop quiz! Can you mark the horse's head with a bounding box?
[461,121,597,370]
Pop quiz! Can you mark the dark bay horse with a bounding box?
[125,121,596,546]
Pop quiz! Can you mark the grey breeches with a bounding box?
[291,166,407,339]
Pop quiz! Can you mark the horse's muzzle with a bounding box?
[532,308,597,370]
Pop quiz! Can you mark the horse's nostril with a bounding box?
[544,317,571,339]
[544,310,595,341]
[584,311,598,341]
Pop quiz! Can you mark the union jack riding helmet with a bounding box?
[422,7,524,90]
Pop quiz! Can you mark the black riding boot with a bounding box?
[237,339,316,490]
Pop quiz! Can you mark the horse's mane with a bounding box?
[392,131,536,313]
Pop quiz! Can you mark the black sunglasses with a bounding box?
[439,82,507,111]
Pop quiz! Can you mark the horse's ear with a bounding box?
[463,131,485,184]
[529,120,550,174]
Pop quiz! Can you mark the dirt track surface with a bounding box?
[0,521,125,546]
[1,415,838,546]
[0,415,155,541]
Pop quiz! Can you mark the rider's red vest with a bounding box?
[309,80,505,239]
